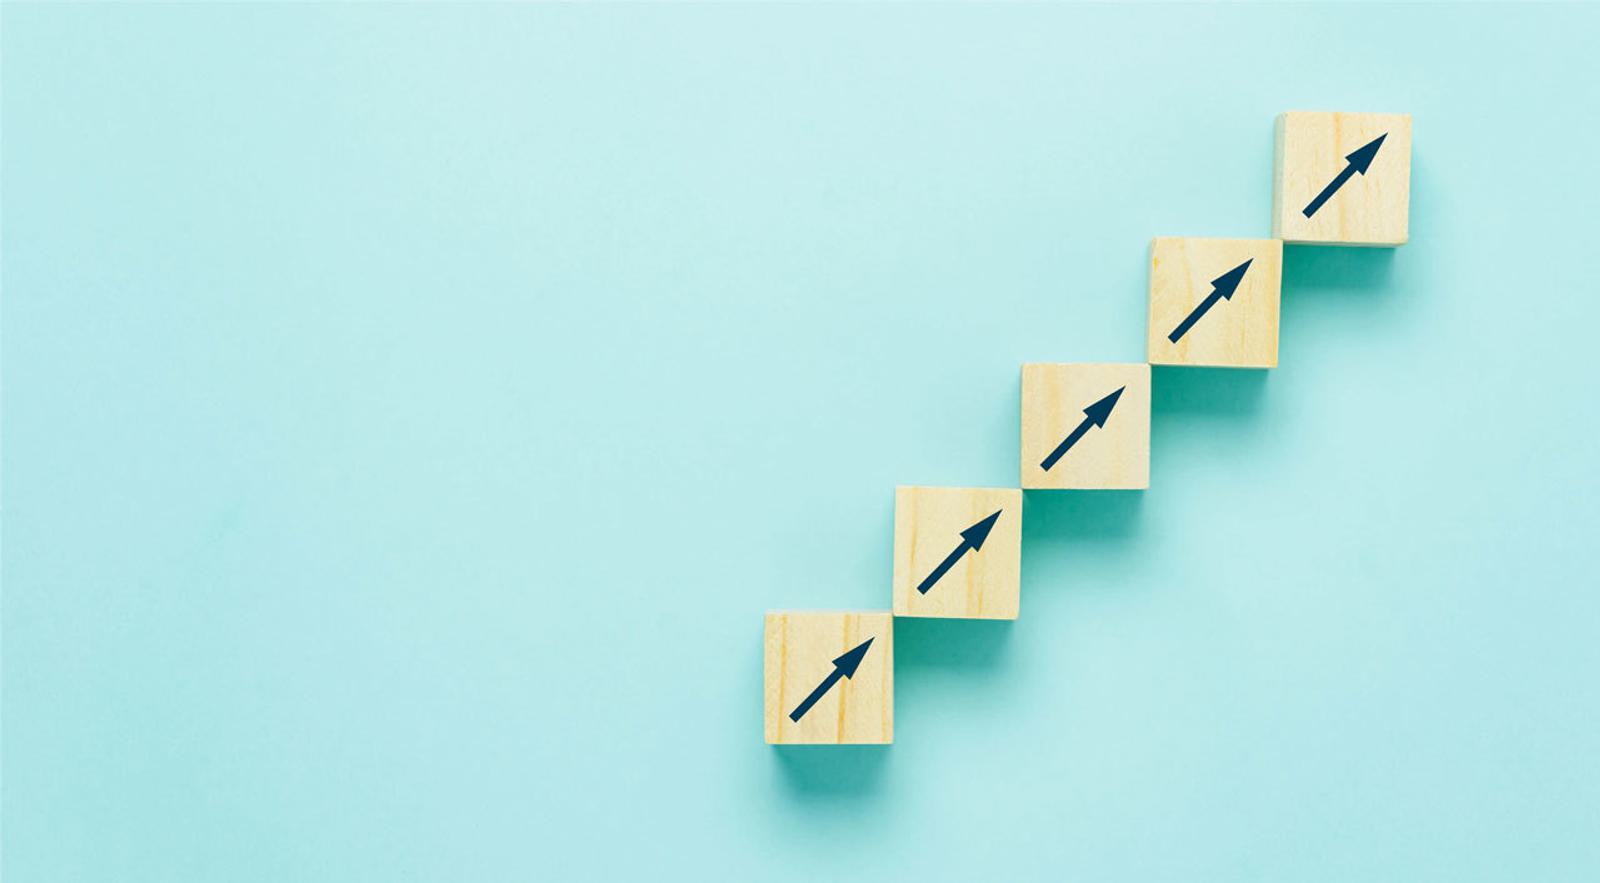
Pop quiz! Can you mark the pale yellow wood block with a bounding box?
[1147,237,1283,369]
[764,611,893,745]
[1020,362,1150,490]
[1273,111,1411,246]
[892,486,1022,620]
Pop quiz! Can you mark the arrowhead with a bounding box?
[1210,259,1253,300]
[1345,133,1387,174]
[960,510,1003,551]
[832,638,874,679]
[1082,386,1124,428]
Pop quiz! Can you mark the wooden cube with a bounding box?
[892,486,1022,620]
[1020,363,1150,490]
[1273,111,1412,246]
[764,611,892,745]
[1147,237,1283,369]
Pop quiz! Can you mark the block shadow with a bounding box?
[1151,364,1269,419]
[892,618,1016,762]
[1282,242,1397,297]
[895,616,1014,671]
[1018,490,1146,604]
[1022,488,1145,546]
[1279,242,1401,342]
[772,744,891,800]
[1148,366,1271,493]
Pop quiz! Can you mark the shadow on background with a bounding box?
[1022,489,1144,545]
[1152,365,1269,418]
[1282,243,1396,296]
[893,618,1016,761]
[1018,491,1146,603]
[896,617,1013,671]
[1279,243,1401,342]
[773,744,891,799]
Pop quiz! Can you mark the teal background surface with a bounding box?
[5,4,1599,880]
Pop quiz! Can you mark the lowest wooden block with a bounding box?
[1273,111,1412,246]
[764,611,892,745]
[1021,363,1150,490]
[1147,237,1283,369]
[893,486,1022,620]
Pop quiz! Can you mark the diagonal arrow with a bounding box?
[1302,133,1387,218]
[915,510,1003,595]
[1040,386,1124,471]
[789,638,875,722]
[1167,258,1253,344]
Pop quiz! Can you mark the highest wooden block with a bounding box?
[1273,111,1412,246]
[1021,363,1150,490]
[764,611,892,745]
[1147,237,1283,369]
[893,486,1023,620]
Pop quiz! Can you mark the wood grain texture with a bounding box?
[1021,362,1150,490]
[1273,111,1411,246]
[763,611,893,745]
[892,486,1022,620]
[1147,237,1282,369]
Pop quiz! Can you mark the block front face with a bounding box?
[1020,363,1150,490]
[1273,111,1411,246]
[1147,237,1283,369]
[892,486,1023,620]
[764,611,893,745]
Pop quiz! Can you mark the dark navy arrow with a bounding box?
[1167,258,1253,344]
[1302,133,1387,218]
[788,638,874,722]
[915,510,1002,595]
[1040,387,1124,471]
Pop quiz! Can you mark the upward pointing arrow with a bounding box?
[1167,258,1253,344]
[788,638,875,723]
[915,509,1003,595]
[1040,387,1124,472]
[1302,133,1387,218]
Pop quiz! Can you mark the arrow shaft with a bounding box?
[1040,418,1092,471]
[1168,290,1223,344]
[788,669,844,722]
[1302,163,1356,218]
[916,540,973,594]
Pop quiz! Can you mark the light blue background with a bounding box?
[5,4,1599,880]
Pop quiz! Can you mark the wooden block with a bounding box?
[1273,111,1412,246]
[1020,362,1150,490]
[1147,237,1283,369]
[892,486,1022,620]
[764,611,892,745]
